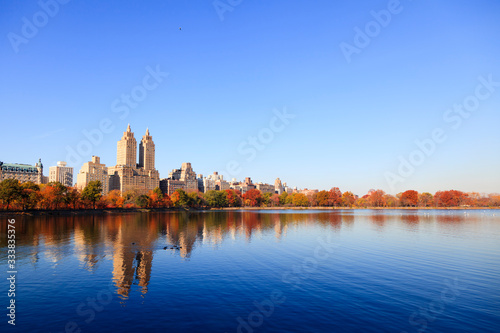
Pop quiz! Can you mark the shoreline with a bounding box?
[1,206,499,217]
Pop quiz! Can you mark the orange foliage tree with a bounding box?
[400,190,418,207]
[242,189,262,207]
[329,187,342,207]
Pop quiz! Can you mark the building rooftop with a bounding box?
[1,163,38,171]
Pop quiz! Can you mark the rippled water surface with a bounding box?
[1,210,499,332]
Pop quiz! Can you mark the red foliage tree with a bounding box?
[242,189,262,207]
[328,187,342,207]
[225,189,242,207]
[400,190,418,207]
[434,190,467,207]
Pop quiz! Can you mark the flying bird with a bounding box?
[179,27,182,31]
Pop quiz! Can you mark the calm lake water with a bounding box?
[1,210,499,333]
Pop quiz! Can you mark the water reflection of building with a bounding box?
[110,215,155,298]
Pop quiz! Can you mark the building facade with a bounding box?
[49,161,74,187]
[160,162,198,195]
[76,156,110,195]
[274,178,284,195]
[0,159,44,184]
[108,125,160,194]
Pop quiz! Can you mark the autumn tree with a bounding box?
[20,181,40,210]
[123,190,139,205]
[136,194,150,208]
[279,192,289,206]
[384,194,399,207]
[163,194,173,207]
[292,193,309,207]
[106,190,125,208]
[355,197,368,208]
[316,190,330,207]
[172,189,190,207]
[242,189,262,207]
[82,180,103,209]
[434,190,467,207]
[488,194,500,207]
[225,189,242,207]
[368,190,386,207]
[400,190,418,207]
[148,187,164,208]
[328,187,342,207]
[418,192,433,207]
[270,193,280,207]
[65,186,81,209]
[0,178,22,210]
[46,182,67,209]
[342,191,356,207]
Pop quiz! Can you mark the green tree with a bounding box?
[188,191,205,207]
[0,178,22,210]
[153,187,163,199]
[279,192,289,205]
[172,189,190,207]
[136,194,150,208]
[262,192,272,206]
[204,190,228,208]
[82,180,103,209]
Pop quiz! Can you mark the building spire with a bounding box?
[127,124,131,132]
[146,127,150,136]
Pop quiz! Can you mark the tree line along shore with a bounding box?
[1,179,499,212]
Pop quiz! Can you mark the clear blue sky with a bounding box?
[1,0,499,195]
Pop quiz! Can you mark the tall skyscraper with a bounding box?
[108,125,160,193]
[116,124,137,167]
[139,128,155,171]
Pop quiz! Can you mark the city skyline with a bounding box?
[1,1,499,195]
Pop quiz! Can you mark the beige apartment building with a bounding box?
[49,161,74,187]
[108,125,160,194]
[160,162,198,195]
[76,156,110,195]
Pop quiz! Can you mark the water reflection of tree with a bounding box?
[370,212,387,228]
[401,214,420,225]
